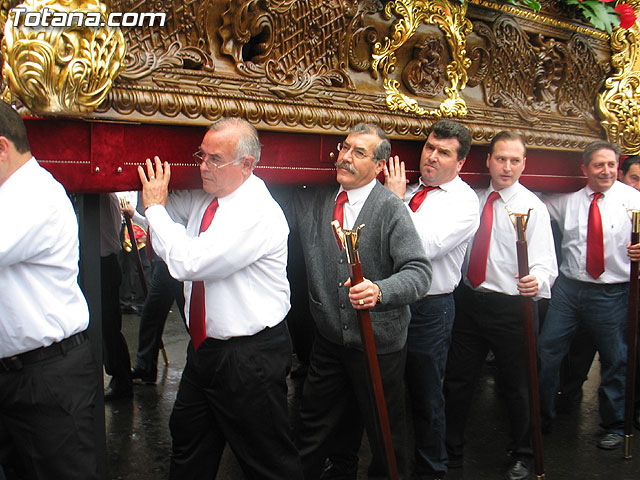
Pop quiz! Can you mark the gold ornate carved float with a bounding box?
[1,0,126,114]
[0,0,637,152]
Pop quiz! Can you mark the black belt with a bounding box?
[0,331,87,372]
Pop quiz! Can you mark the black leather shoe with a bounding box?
[555,389,583,414]
[131,367,156,384]
[505,459,529,480]
[447,455,463,469]
[104,384,133,401]
[319,457,358,480]
[597,432,623,450]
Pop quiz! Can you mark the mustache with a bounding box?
[335,161,357,174]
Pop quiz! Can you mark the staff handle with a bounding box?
[624,211,640,459]
[347,262,399,480]
[514,214,545,479]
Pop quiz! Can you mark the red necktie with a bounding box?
[409,186,438,212]
[332,191,349,249]
[189,198,219,350]
[467,191,501,288]
[333,191,349,227]
[586,192,605,279]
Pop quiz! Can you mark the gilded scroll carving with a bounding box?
[597,1,640,154]
[2,0,126,114]
[370,0,472,117]
[219,0,363,98]
[470,15,608,127]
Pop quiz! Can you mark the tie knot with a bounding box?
[592,192,603,202]
[336,191,348,206]
[487,191,500,204]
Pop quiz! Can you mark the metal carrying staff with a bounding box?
[119,197,169,366]
[508,209,545,479]
[331,221,399,480]
[624,210,640,459]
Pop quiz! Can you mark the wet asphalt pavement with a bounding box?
[104,309,640,479]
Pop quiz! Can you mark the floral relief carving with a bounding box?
[109,0,214,80]
[470,15,608,127]
[402,35,446,97]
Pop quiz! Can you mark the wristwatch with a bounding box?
[375,284,383,304]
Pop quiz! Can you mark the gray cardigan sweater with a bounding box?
[291,182,432,354]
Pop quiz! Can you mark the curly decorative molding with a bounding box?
[371,0,472,117]
[96,72,598,151]
[2,0,126,114]
[596,1,640,154]
[468,0,610,40]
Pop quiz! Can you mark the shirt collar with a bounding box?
[337,177,377,205]
[584,183,614,199]
[217,174,255,206]
[489,180,520,203]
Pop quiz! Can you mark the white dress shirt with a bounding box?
[544,180,640,284]
[404,176,479,294]
[336,178,377,230]
[463,182,558,299]
[145,174,290,340]
[0,158,89,357]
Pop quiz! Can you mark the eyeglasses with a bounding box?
[337,142,375,161]
[192,150,237,170]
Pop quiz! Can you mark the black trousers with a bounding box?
[169,321,303,480]
[297,333,407,479]
[0,338,99,479]
[101,253,131,386]
[134,259,185,376]
[445,285,534,459]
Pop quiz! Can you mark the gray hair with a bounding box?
[349,123,391,162]
[208,118,262,168]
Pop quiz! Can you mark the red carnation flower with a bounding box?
[615,4,637,29]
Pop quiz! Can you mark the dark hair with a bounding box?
[208,117,261,166]
[0,101,30,154]
[427,120,471,160]
[349,123,391,162]
[489,131,526,156]
[619,154,639,174]
[582,140,619,166]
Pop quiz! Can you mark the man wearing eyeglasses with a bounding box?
[288,123,432,479]
[137,118,303,479]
